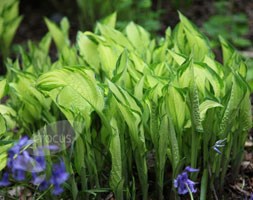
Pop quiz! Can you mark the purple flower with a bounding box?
[212,138,226,154]
[4,136,42,183]
[31,173,49,192]
[0,172,10,186]
[8,136,32,156]
[185,166,199,173]
[174,166,199,195]
[50,160,69,195]
[1,137,33,183]
[31,149,48,188]
[50,160,69,185]
[10,149,43,182]
[0,136,69,195]
[38,180,49,191]
[12,169,26,181]
[7,136,33,169]
[15,151,31,170]
[52,184,64,195]
[34,149,46,171]
[32,145,58,172]
[32,173,46,185]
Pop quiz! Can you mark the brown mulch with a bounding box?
[227,141,253,199]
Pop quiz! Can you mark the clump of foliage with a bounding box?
[202,0,251,48]
[0,0,22,61]
[0,12,252,200]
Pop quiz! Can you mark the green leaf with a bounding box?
[9,74,48,124]
[156,112,169,197]
[125,22,150,56]
[97,23,133,50]
[193,62,223,97]
[56,86,92,121]
[203,55,224,77]
[109,118,123,200]
[108,81,148,199]
[116,102,148,199]
[219,36,234,66]
[107,80,142,114]
[74,137,85,175]
[0,114,6,135]
[0,105,16,116]
[77,32,99,68]
[168,50,186,65]
[199,100,223,121]
[60,17,70,36]
[165,86,186,132]
[39,33,52,54]
[0,153,7,171]
[239,91,252,132]
[179,12,213,60]
[2,0,19,22]
[2,15,23,57]
[219,73,247,136]
[71,176,79,200]
[112,50,129,83]
[37,66,104,112]
[97,43,119,78]
[177,59,194,88]
[172,22,189,56]
[100,12,117,28]
[0,79,7,99]
[44,17,70,51]
[149,101,159,146]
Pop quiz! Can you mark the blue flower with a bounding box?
[13,151,36,171]
[4,136,40,183]
[8,136,32,156]
[11,149,44,181]
[7,136,33,168]
[52,184,64,195]
[212,138,226,154]
[31,149,48,188]
[38,180,49,191]
[0,172,10,186]
[0,136,69,195]
[185,166,199,173]
[12,169,26,181]
[32,173,46,185]
[31,173,49,192]
[50,160,69,195]
[34,149,46,171]
[26,147,68,195]
[174,166,199,195]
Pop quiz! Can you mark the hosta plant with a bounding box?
[0,13,252,200]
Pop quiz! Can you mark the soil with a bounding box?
[5,0,253,199]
